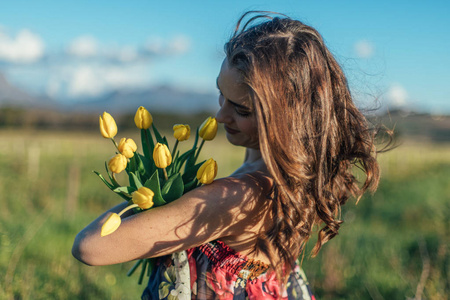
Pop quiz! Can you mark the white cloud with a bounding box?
[117,46,138,62]
[167,35,191,55]
[354,40,375,59]
[67,66,103,97]
[67,35,98,57]
[3,30,193,99]
[61,64,149,98]
[65,34,191,63]
[0,29,44,63]
[144,35,191,55]
[145,36,164,54]
[387,84,408,106]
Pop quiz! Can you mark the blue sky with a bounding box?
[0,0,449,113]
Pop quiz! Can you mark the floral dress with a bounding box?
[142,240,315,300]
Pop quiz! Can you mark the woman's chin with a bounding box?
[226,133,259,149]
[225,133,244,147]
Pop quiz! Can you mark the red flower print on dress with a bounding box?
[205,267,238,299]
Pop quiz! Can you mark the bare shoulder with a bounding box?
[187,171,273,210]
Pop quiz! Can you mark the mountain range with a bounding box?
[0,72,218,114]
[0,73,57,109]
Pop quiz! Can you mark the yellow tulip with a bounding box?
[173,124,190,141]
[101,213,121,237]
[134,106,153,129]
[108,153,128,174]
[196,158,218,184]
[199,117,218,140]
[99,112,118,139]
[132,187,155,209]
[118,138,137,158]
[100,203,140,237]
[153,143,172,169]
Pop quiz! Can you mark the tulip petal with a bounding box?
[132,186,155,209]
[197,158,217,184]
[199,117,218,141]
[134,106,153,129]
[173,124,191,141]
[101,213,121,236]
[108,154,128,174]
[153,143,172,169]
[118,138,137,158]
[99,112,118,138]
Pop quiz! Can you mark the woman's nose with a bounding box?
[215,98,232,124]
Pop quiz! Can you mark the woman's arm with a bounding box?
[72,201,129,265]
[72,174,269,266]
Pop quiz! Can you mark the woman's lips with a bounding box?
[224,125,239,134]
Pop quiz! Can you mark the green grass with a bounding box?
[0,130,448,299]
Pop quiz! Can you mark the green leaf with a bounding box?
[113,186,137,194]
[138,153,155,179]
[166,161,174,177]
[128,153,147,181]
[186,127,199,169]
[134,154,146,176]
[144,171,166,206]
[166,150,180,177]
[162,173,184,203]
[183,179,199,193]
[129,172,143,190]
[93,171,114,190]
[141,128,154,159]
[174,148,195,174]
[118,193,132,201]
[152,123,167,146]
[94,170,132,201]
[128,154,137,173]
[182,160,205,184]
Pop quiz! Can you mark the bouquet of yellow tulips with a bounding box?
[96,107,218,285]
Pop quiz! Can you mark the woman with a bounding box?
[73,12,380,299]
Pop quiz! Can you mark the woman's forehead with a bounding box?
[218,59,251,107]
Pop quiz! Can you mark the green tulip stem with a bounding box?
[111,173,121,187]
[194,139,205,162]
[172,140,179,158]
[110,138,119,151]
[118,204,139,217]
[163,168,169,181]
[127,259,143,277]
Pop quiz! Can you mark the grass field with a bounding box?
[0,128,448,299]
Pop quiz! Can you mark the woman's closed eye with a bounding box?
[235,108,251,118]
[218,92,251,117]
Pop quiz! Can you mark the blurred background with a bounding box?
[0,0,448,299]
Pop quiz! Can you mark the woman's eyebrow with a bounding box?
[216,77,251,110]
[228,99,250,110]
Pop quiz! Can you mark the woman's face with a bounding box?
[215,59,259,149]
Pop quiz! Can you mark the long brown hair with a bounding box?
[225,11,380,279]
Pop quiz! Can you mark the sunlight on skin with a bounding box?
[72,172,273,266]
